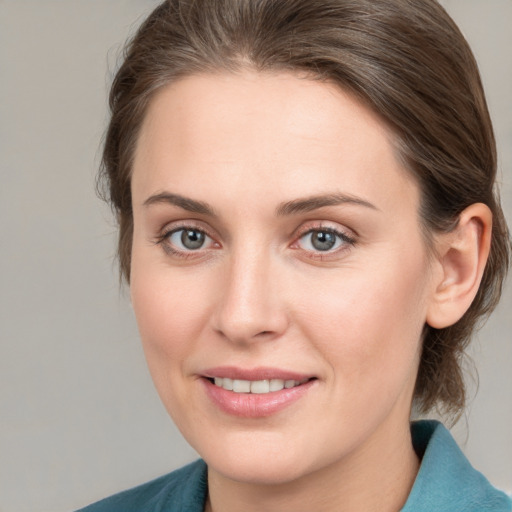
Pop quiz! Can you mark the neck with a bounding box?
[205,418,419,512]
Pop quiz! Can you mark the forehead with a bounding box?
[132,71,418,215]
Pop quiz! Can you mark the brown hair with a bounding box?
[99,0,510,416]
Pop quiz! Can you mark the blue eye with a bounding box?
[298,229,348,252]
[168,228,212,251]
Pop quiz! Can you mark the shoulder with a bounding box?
[75,459,208,512]
[403,420,511,512]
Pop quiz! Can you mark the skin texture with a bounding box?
[129,71,491,512]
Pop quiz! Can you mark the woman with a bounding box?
[78,0,511,510]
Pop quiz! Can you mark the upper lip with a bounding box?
[201,366,314,381]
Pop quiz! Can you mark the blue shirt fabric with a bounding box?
[402,421,511,511]
[76,420,511,511]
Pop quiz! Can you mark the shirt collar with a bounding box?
[402,420,511,511]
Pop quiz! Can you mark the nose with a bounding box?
[212,248,289,345]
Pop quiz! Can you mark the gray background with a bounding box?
[0,1,510,511]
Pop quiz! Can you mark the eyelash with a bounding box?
[154,223,356,260]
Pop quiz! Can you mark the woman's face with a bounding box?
[130,71,435,484]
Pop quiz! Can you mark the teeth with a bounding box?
[269,379,285,392]
[250,380,269,394]
[232,379,251,393]
[212,378,309,394]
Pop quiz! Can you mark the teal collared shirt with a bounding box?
[402,421,511,511]
[77,420,511,511]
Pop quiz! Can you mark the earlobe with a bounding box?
[426,203,492,329]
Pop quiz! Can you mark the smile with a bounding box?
[201,369,317,418]
[212,377,310,394]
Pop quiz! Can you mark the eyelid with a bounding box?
[158,219,217,239]
[292,220,356,243]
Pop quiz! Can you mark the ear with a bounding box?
[426,203,492,329]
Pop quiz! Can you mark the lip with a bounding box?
[201,366,312,381]
[200,366,317,418]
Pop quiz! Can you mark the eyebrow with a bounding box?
[276,193,379,216]
[143,191,378,217]
[143,192,217,216]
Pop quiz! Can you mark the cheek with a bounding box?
[129,259,219,430]
[293,255,429,395]
[130,257,213,370]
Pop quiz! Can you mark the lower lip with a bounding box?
[201,378,315,418]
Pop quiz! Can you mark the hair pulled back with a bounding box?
[99,0,510,417]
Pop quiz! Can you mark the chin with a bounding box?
[188,426,337,486]
[208,452,311,486]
